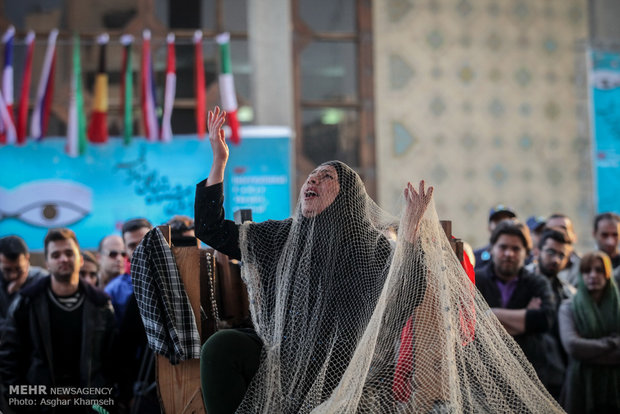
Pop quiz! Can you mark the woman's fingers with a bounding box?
[208,106,227,139]
[406,181,434,200]
[426,186,434,200]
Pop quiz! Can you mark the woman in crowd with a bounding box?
[79,250,100,287]
[559,251,620,413]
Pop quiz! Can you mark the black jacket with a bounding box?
[0,276,116,390]
[0,266,48,323]
[475,263,563,388]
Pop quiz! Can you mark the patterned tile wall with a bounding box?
[375,0,593,252]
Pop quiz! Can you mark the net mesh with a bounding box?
[235,161,563,413]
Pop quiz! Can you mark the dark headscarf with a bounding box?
[238,160,396,411]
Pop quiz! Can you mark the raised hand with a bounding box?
[402,180,434,243]
[206,106,229,186]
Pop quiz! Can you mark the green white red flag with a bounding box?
[215,32,240,144]
[67,34,87,157]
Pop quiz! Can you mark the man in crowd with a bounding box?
[105,218,151,324]
[545,213,580,286]
[97,234,127,287]
[475,221,556,396]
[0,229,115,410]
[593,212,620,269]
[530,228,575,399]
[534,229,576,307]
[0,235,48,323]
[108,218,156,412]
[474,204,517,270]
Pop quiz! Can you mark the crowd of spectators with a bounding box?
[0,215,193,413]
[0,205,618,413]
[473,207,620,413]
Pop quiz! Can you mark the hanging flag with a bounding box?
[0,92,16,145]
[67,34,87,157]
[193,30,206,139]
[120,34,134,145]
[87,33,109,143]
[31,29,58,141]
[215,32,240,145]
[1,25,16,144]
[16,30,35,144]
[160,33,176,142]
[141,29,158,142]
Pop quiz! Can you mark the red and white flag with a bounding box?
[0,26,16,144]
[160,33,176,142]
[141,29,158,142]
[31,29,58,141]
[193,30,206,139]
[16,30,35,144]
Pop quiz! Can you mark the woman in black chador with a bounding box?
[195,107,432,414]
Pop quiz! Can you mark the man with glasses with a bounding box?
[531,228,575,400]
[0,235,48,324]
[104,219,152,326]
[97,235,127,287]
[111,218,154,411]
[100,234,132,328]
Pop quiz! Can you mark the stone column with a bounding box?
[248,0,294,128]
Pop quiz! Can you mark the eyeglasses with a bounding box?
[542,248,566,261]
[106,250,127,259]
[170,222,194,232]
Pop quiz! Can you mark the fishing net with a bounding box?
[234,161,562,413]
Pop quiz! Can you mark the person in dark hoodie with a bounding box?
[0,235,48,324]
[0,228,116,413]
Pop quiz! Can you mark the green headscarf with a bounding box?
[568,268,620,413]
[573,272,620,338]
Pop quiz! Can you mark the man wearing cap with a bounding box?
[473,205,517,270]
[0,235,48,324]
[525,216,546,263]
[475,221,557,397]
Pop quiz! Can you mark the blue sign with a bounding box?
[590,49,620,213]
[0,128,291,250]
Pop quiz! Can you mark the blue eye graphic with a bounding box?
[592,70,620,90]
[0,180,92,228]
